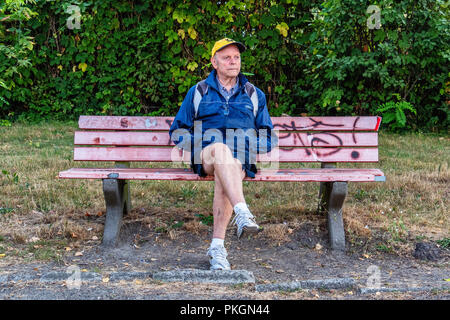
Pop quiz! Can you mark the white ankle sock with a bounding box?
[234,202,249,213]
[211,238,224,248]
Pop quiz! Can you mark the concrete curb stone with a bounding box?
[1,269,448,297]
[255,278,356,292]
[358,286,449,295]
[109,271,152,282]
[152,269,256,284]
[40,271,102,282]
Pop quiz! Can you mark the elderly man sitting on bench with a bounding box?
[169,38,277,270]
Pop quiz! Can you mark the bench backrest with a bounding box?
[73,116,381,163]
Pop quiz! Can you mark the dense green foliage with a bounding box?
[308,0,449,130]
[0,0,448,130]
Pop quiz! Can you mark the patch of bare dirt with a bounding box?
[1,208,449,300]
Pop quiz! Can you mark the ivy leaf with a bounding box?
[188,27,197,40]
[261,14,275,27]
[26,41,34,51]
[373,30,385,42]
[177,29,185,40]
[165,30,178,44]
[172,10,184,23]
[388,31,398,42]
[276,22,289,37]
[399,35,410,50]
[187,62,198,71]
[245,36,258,48]
[78,62,87,72]
[270,5,285,17]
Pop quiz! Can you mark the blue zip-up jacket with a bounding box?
[169,70,277,178]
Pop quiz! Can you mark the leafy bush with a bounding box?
[0,0,38,116]
[0,0,448,131]
[305,0,449,131]
[376,94,417,131]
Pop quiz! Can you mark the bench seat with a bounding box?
[60,167,385,182]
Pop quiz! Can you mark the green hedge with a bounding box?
[0,0,448,131]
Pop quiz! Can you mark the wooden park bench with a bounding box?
[59,115,385,250]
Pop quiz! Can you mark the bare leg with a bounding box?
[211,177,233,239]
[201,143,245,240]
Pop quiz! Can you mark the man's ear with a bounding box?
[210,56,217,69]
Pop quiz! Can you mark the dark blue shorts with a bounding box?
[191,163,257,178]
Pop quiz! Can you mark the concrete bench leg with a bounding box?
[319,181,348,251]
[115,162,131,215]
[102,179,130,247]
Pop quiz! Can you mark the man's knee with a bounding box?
[204,143,234,165]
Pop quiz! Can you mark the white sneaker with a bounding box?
[232,208,260,239]
[207,245,231,271]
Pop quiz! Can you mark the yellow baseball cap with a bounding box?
[211,38,246,58]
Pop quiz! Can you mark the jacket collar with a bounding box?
[205,69,249,93]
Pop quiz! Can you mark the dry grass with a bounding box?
[0,122,449,260]
[257,223,292,244]
[183,220,209,235]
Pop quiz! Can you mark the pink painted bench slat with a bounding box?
[74,131,378,147]
[72,146,379,163]
[59,115,385,250]
[74,147,378,162]
[78,115,381,131]
[60,167,385,182]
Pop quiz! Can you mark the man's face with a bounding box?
[211,45,241,79]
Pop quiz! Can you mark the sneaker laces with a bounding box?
[208,245,227,259]
[231,209,256,227]
[208,246,230,270]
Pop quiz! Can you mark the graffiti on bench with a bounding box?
[273,117,362,159]
[166,117,367,161]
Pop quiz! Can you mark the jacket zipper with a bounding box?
[224,98,229,116]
